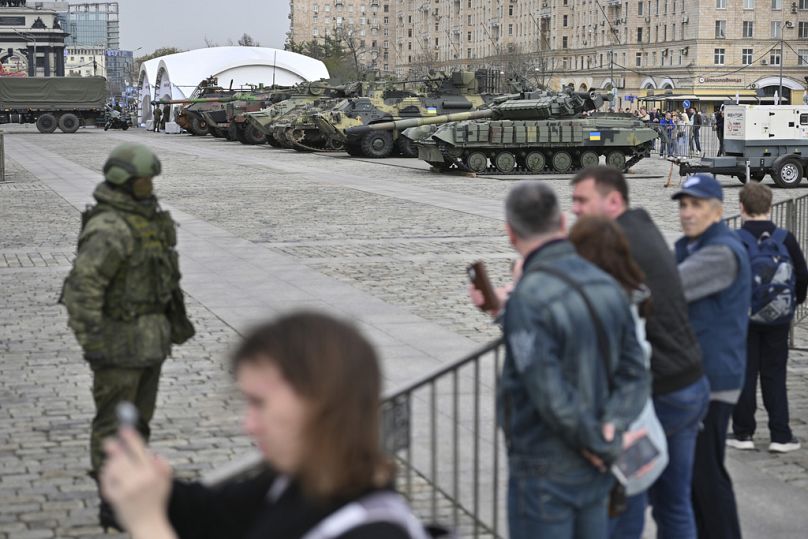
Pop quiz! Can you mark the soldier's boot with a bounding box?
[88,470,123,533]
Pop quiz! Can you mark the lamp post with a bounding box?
[12,28,36,76]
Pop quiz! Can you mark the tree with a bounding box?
[285,35,359,81]
[238,33,260,47]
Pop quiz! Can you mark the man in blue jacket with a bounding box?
[499,181,649,539]
[673,173,750,539]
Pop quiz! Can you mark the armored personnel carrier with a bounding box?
[348,90,658,174]
[312,71,492,158]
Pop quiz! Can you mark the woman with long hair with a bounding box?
[100,312,430,539]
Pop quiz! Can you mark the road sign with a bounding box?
[683,99,691,109]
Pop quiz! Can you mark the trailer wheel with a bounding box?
[773,158,804,188]
[57,113,80,133]
[36,114,58,134]
[360,131,394,158]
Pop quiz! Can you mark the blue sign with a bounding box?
[683,99,691,109]
[625,95,635,102]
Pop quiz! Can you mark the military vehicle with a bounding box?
[311,71,492,158]
[245,81,361,147]
[196,90,283,144]
[273,98,352,152]
[0,77,107,133]
[348,90,658,174]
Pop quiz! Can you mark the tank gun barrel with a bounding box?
[346,109,494,136]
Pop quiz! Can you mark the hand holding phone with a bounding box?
[467,261,501,314]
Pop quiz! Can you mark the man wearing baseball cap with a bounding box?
[673,173,750,539]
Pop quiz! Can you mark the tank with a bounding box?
[197,90,283,144]
[350,91,659,174]
[272,97,353,152]
[311,71,494,158]
[245,81,363,147]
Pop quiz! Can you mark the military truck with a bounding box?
[350,90,658,174]
[0,77,107,133]
[678,104,808,188]
[312,71,492,158]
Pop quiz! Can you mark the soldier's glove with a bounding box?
[83,351,106,365]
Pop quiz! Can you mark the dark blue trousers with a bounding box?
[732,323,793,443]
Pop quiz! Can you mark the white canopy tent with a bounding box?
[137,47,329,124]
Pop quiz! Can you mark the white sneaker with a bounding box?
[727,434,755,450]
[769,438,801,453]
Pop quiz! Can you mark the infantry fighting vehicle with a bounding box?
[196,90,284,144]
[155,78,241,136]
[679,104,808,188]
[348,90,658,174]
[312,71,492,158]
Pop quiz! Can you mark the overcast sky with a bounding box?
[115,0,291,55]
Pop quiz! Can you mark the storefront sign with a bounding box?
[697,77,743,85]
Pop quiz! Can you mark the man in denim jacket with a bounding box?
[498,182,649,538]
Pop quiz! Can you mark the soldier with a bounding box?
[152,105,162,132]
[162,104,170,130]
[61,143,195,531]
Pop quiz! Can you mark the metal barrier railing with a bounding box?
[382,338,507,538]
[726,192,808,325]
[649,123,721,159]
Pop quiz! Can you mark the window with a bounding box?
[798,49,808,65]
[770,51,781,64]
[509,5,514,15]
[636,51,643,66]
[563,15,568,26]
[638,1,644,15]
[743,21,754,38]
[637,27,643,42]
[407,28,412,37]
[563,36,568,48]
[772,21,782,38]
[801,113,808,124]
[742,48,753,64]
[716,0,726,7]
[467,31,471,41]
[383,16,388,24]
[772,0,782,7]
[715,20,726,38]
[800,21,808,38]
[801,0,808,8]
[714,48,725,64]
[467,15,471,24]
[508,24,513,35]
[312,28,319,36]
[744,0,755,8]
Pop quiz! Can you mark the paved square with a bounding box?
[1,125,806,537]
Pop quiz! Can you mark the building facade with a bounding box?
[0,5,68,76]
[65,44,104,77]
[288,0,808,107]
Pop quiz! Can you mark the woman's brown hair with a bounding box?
[569,215,646,297]
[232,312,393,502]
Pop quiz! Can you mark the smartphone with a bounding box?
[611,434,660,485]
[467,260,500,313]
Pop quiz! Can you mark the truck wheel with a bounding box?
[395,136,418,158]
[189,116,208,136]
[58,113,81,133]
[36,114,58,134]
[360,131,394,158]
[773,158,804,188]
[243,124,266,145]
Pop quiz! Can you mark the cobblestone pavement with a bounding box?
[1,125,807,538]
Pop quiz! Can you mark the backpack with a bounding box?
[738,228,796,325]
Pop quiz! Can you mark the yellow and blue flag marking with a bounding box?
[589,131,601,141]
[426,106,438,115]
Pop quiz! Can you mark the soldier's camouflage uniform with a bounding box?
[62,181,193,474]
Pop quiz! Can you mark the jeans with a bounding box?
[692,401,742,539]
[509,466,613,539]
[733,323,793,443]
[609,376,710,539]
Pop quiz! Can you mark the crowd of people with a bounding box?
[61,143,802,539]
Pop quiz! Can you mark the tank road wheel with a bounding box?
[395,136,418,158]
[57,113,81,133]
[465,151,489,173]
[551,151,573,173]
[580,150,600,168]
[773,158,804,188]
[36,113,58,134]
[189,116,209,136]
[266,132,282,148]
[606,150,627,170]
[360,131,394,158]
[524,151,546,173]
[494,151,517,173]
[243,124,266,145]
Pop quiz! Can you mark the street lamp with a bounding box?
[12,28,36,76]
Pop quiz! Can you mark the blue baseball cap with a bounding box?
[672,173,723,202]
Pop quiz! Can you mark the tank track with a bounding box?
[433,142,646,176]
[284,128,345,153]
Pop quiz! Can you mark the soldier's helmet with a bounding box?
[103,143,162,185]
